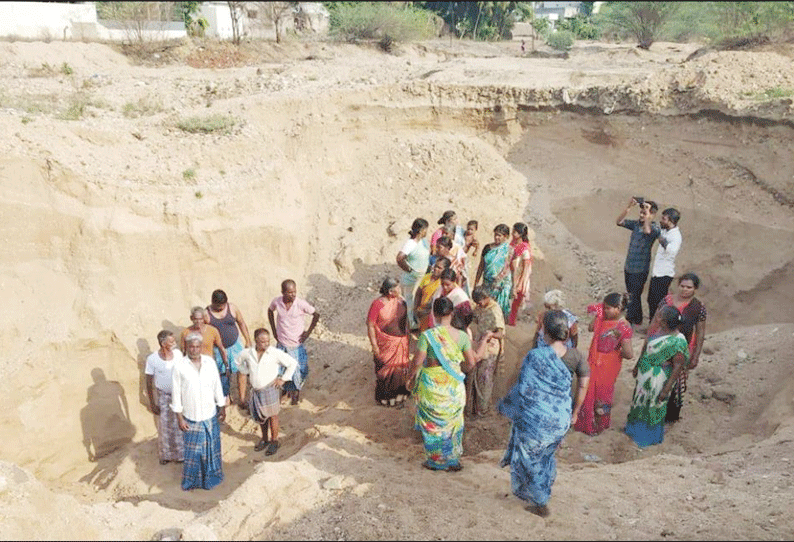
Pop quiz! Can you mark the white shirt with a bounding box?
[400,238,418,256]
[145,348,183,393]
[170,354,225,422]
[652,226,682,277]
[237,346,297,390]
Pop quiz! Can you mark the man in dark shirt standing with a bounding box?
[616,197,661,328]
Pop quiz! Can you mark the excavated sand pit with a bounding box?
[1,38,793,540]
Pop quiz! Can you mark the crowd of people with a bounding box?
[372,201,706,517]
[143,199,707,519]
[145,282,319,491]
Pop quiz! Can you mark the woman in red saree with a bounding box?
[367,277,411,407]
[508,222,532,326]
[573,292,634,436]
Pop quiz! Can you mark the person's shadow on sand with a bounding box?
[79,367,136,489]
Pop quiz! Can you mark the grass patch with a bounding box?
[28,62,57,77]
[194,191,203,199]
[744,87,794,101]
[123,95,164,118]
[21,116,32,124]
[9,93,59,115]
[759,87,793,99]
[176,114,237,134]
[182,168,196,180]
[60,62,73,75]
[58,93,107,120]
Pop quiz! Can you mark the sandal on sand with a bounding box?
[421,460,437,471]
[254,439,268,452]
[525,504,550,517]
[265,441,280,456]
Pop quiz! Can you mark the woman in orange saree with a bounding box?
[573,292,634,436]
[414,257,452,333]
[367,278,411,407]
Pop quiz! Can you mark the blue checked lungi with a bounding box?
[214,337,244,397]
[181,416,223,491]
[278,343,306,392]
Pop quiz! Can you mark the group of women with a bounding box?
[397,212,534,335]
[369,210,708,517]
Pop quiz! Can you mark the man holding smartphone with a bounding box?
[616,197,661,328]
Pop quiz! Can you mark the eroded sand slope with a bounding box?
[1,38,793,540]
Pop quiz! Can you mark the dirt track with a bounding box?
[1,37,793,540]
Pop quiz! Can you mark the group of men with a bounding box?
[144,280,320,491]
[616,196,683,328]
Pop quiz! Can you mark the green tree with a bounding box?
[557,14,600,39]
[712,1,794,39]
[598,1,679,49]
[420,1,532,40]
[177,1,208,37]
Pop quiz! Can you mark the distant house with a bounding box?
[198,1,329,41]
[0,1,186,42]
[0,1,328,43]
[532,1,583,24]
[532,1,603,25]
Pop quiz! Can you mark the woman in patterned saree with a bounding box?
[474,223,513,319]
[409,297,489,472]
[573,292,634,436]
[413,257,451,333]
[625,305,689,447]
[498,310,573,517]
[648,272,706,423]
[366,277,411,408]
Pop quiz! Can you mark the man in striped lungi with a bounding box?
[145,329,184,465]
[171,333,226,491]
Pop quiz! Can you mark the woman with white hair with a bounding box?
[531,290,578,349]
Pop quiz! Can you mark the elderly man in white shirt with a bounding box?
[648,207,683,321]
[237,328,297,457]
[171,332,226,491]
[145,329,184,465]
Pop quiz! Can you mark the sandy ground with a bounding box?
[1,36,793,540]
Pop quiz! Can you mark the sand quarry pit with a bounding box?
[1,37,793,539]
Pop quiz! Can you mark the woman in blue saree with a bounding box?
[474,223,514,319]
[498,310,573,517]
[409,297,490,471]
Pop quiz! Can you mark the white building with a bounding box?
[199,2,329,41]
[532,1,603,24]
[0,1,328,43]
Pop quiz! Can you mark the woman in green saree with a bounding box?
[625,305,689,447]
[474,223,514,319]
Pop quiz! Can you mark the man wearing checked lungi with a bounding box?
[171,332,226,491]
[237,328,297,456]
[145,329,185,465]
